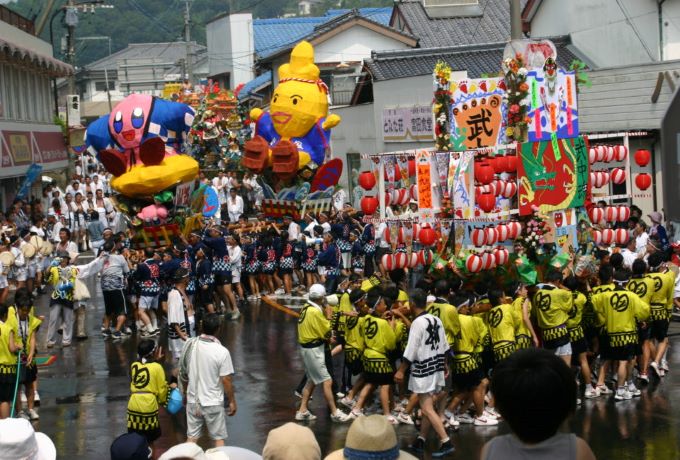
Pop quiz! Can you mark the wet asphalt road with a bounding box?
[22,275,680,460]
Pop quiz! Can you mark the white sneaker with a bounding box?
[627,382,641,397]
[46,341,56,348]
[28,409,39,420]
[615,389,632,401]
[457,413,475,424]
[295,410,317,421]
[448,415,460,428]
[584,386,600,399]
[474,415,499,426]
[660,359,669,372]
[596,384,612,395]
[274,288,285,295]
[650,361,662,378]
[484,407,501,419]
[339,396,355,409]
[330,409,350,422]
[396,412,414,425]
[385,414,399,425]
[348,409,364,420]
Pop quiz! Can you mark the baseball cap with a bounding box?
[110,433,151,460]
[308,284,326,299]
[648,211,662,224]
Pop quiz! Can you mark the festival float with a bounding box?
[360,38,642,283]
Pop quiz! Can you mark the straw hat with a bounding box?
[262,423,320,460]
[325,415,417,460]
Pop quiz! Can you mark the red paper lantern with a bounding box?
[615,145,628,162]
[588,147,597,165]
[471,228,487,247]
[592,230,603,245]
[409,184,418,201]
[504,155,518,173]
[508,221,522,239]
[611,168,626,185]
[604,145,615,163]
[485,227,499,245]
[596,145,606,162]
[602,229,614,245]
[359,171,376,190]
[496,224,509,242]
[412,223,421,241]
[419,225,436,246]
[492,156,505,174]
[384,191,392,207]
[396,227,405,244]
[360,196,378,215]
[492,179,504,196]
[474,162,495,185]
[481,251,495,270]
[615,228,629,245]
[393,189,410,206]
[466,254,483,273]
[502,181,517,198]
[635,173,652,190]
[590,172,598,187]
[601,170,610,186]
[605,206,619,223]
[588,207,604,224]
[407,159,416,177]
[394,252,408,269]
[408,252,420,268]
[419,249,433,266]
[477,193,495,213]
[617,206,630,222]
[494,247,509,266]
[634,149,651,167]
[381,253,395,271]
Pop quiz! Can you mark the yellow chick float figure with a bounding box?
[243,41,341,181]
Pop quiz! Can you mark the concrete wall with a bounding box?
[0,21,53,56]
[207,13,254,89]
[313,25,410,63]
[530,0,680,66]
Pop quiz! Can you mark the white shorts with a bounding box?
[138,295,159,311]
[14,268,27,282]
[300,344,331,385]
[231,269,241,284]
[554,342,572,357]
[27,263,37,278]
[341,253,351,270]
[186,403,228,441]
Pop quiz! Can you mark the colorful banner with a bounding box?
[450,151,475,218]
[449,78,507,151]
[174,182,194,207]
[518,136,589,216]
[415,149,439,221]
[526,68,578,142]
[550,208,578,254]
[382,105,433,142]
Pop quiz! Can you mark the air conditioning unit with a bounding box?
[423,0,479,7]
[67,94,81,127]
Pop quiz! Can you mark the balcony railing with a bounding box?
[0,5,35,35]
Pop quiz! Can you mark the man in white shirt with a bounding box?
[92,174,105,192]
[634,222,649,255]
[284,215,300,241]
[180,314,236,447]
[620,238,638,269]
[213,172,229,206]
[226,189,244,223]
[318,213,331,234]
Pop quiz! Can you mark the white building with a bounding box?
[207,13,255,90]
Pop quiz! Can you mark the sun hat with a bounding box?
[262,423,321,460]
[308,283,326,299]
[159,442,230,460]
[324,415,417,460]
[648,211,662,224]
[110,432,151,460]
[0,418,56,460]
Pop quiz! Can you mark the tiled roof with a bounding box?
[365,36,582,81]
[238,71,272,101]
[86,42,206,71]
[393,0,529,48]
[254,7,393,58]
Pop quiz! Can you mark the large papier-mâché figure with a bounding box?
[243,40,341,180]
[85,94,199,197]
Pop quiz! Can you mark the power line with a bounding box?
[615,0,656,60]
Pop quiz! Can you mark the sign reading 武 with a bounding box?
[382,105,433,143]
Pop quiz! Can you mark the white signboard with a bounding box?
[382,105,433,143]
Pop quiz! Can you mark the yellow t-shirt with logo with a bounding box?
[591,289,650,347]
[566,291,587,342]
[361,315,396,374]
[533,286,572,344]
[488,303,517,361]
[646,271,675,320]
[127,360,168,431]
[344,315,366,363]
[427,299,461,347]
[452,315,485,373]
[298,303,331,345]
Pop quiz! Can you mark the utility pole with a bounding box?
[65,0,77,97]
[184,0,194,84]
[509,0,522,40]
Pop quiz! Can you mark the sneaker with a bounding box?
[596,384,612,395]
[474,415,499,426]
[628,382,641,397]
[46,341,56,348]
[650,361,661,378]
[347,409,364,420]
[577,398,582,406]
[295,410,317,421]
[447,415,460,428]
[101,329,111,337]
[62,341,71,347]
[584,386,600,399]
[638,373,649,383]
[385,414,399,425]
[231,310,241,320]
[408,437,426,453]
[432,439,455,458]
[274,288,285,295]
[485,407,501,419]
[330,409,350,422]
[660,359,670,372]
[111,331,123,341]
[28,408,39,420]
[339,396,355,409]
[396,412,414,425]
[457,413,475,424]
[335,391,346,399]
[123,327,133,336]
[615,389,632,401]
[141,328,159,338]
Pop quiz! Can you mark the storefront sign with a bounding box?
[382,105,433,142]
[1,129,68,168]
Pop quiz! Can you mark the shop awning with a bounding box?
[0,37,73,77]
[0,123,69,178]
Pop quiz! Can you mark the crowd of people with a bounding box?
[0,160,678,458]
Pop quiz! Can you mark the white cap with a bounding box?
[159,442,230,460]
[426,295,436,304]
[325,294,339,306]
[0,418,56,460]
[308,284,326,299]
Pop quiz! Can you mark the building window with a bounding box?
[95,80,115,91]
